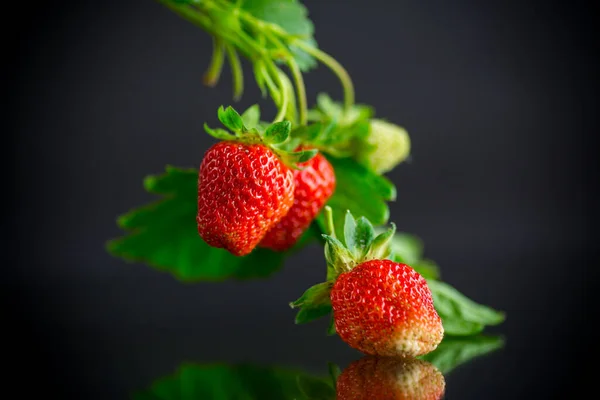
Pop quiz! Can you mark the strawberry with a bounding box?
[290,207,444,357]
[331,259,443,357]
[197,105,318,256]
[336,356,445,400]
[259,149,336,251]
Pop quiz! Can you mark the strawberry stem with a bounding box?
[203,36,225,86]
[323,206,336,238]
[160,0,355,123]
[224,43,244,101]
[291,39,355,112]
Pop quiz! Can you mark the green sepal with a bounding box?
[264,120,291,144]
[321,208,395,279]
[203,123,236,140]
[365,222,396,261]
[290,281,333,325]
[217,105,245,132]
[280,148,318,166]
[322,234,354,279]
[326,315,336,336]
[343,211,375,260]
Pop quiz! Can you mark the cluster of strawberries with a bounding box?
[196,140,336,256]
[196,109,444,365]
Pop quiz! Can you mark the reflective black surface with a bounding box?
[8,0,596,398]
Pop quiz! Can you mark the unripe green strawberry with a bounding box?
[290,207,443,357]
[331,259,443,357]
[354,119,411,174]
[336,356,445,400]
[197,141,294,256]
[198,105,318,256]
[259,149,336,251]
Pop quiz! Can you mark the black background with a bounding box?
[7,0,598,398]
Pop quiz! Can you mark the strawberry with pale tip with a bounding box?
[290,206,444,357]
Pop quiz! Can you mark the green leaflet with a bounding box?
[421,334,505,375]
[106,166,316,282]
[316,156,396,240]
[427,279,506,336]
[132,363,330,400]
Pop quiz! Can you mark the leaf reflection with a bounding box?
[133,334,504,399]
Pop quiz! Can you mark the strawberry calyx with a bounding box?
[289,206,396,330]
[322,206,396,281]
[203,104,317,168]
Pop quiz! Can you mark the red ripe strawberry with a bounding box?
[290,207,444,357]
[197,105,318,256]
[331,259,443,357]
[197,141,294,256]
[259,150,335,251]
[336,356,445,400]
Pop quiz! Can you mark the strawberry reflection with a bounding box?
[133,335,503,399]
[336,356,445,400]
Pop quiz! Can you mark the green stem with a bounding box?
[292,40,355,111]
[224,43,244,101]
[257,62,281,103]
[287,60,307,125]
[278,69,297,124]
[203,36,225,86]
[265,60,289,122]
[262,31,306,125]
[323,206,336,238]
[162,1,213,32]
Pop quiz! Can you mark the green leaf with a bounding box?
[132,362,330,400]
[241,104,261,128]
[217,105,245,132]
[427,279,506,336]
[296,375,335,400]
[389,232,424,265]
[316,156,396,239]
[290,281,333,325]
[264,120,291,144]
[107,166,315,282]
[242,0,317,72]
[409,258,440,280]
[420,335,505,375]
